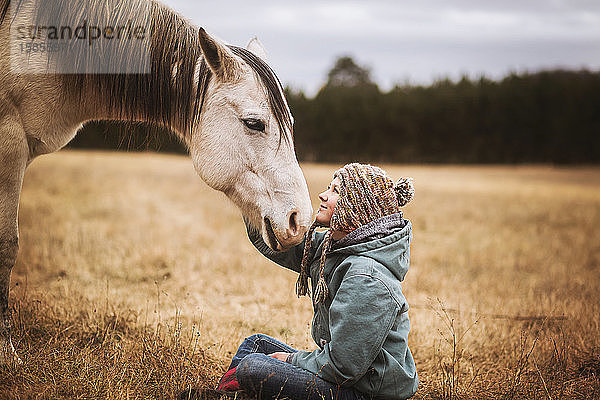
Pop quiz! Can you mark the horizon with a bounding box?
[161,0,600,96]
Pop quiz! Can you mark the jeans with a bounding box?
[230,334,367,400]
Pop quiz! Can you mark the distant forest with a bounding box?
[68,57,600,164]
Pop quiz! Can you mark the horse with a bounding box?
[0,0,313,364]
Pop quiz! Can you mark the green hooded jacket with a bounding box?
[246,212,418,400]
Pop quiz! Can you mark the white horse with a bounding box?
[0,0,313,364]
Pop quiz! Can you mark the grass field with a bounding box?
[1,150,599,399]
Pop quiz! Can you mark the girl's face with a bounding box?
[316,177,341,226]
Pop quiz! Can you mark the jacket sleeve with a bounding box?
[244,218,315,273]
[290,269,399,386]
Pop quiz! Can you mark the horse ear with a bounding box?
[246,37,268,61]
[198,28,242,81]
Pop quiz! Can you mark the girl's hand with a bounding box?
[268,352,291,362]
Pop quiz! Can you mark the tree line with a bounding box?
[68,57,600,164]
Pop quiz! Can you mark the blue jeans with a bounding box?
[230,334,367,400]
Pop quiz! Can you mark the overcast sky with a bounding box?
[162,0,600,96]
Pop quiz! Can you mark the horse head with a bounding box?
[190,29,312,251]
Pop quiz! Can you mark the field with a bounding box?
[1,150,599,399]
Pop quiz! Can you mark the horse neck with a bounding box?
[74,69,204,140]
[65,0,208,143]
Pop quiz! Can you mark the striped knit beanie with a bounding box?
[296,163,414,303]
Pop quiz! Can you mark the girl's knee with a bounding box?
[236,353,270,383]
[244,333,270,343]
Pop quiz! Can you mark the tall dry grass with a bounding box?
[1,150,599,399]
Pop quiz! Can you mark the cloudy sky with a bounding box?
[162,0,600,96]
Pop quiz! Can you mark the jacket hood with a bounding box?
[329,212,412,282]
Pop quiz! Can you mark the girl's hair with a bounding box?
[296,163,414,303]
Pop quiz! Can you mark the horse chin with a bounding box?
[241,213,281,251]
[263,217,284,252]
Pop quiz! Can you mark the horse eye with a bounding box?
[242,118,266,133]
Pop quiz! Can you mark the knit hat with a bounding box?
[296,163,414,303]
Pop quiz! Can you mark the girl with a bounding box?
[216,163,418,400]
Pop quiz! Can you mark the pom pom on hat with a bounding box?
[394,177,414,206]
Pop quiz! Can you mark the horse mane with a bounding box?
[0,0,8,25]
[2,0,292,144]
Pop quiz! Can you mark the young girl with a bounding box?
[216,163,418,400]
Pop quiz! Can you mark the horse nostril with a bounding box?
[288,210,299,236]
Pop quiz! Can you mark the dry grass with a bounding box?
[1,150,599,399]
